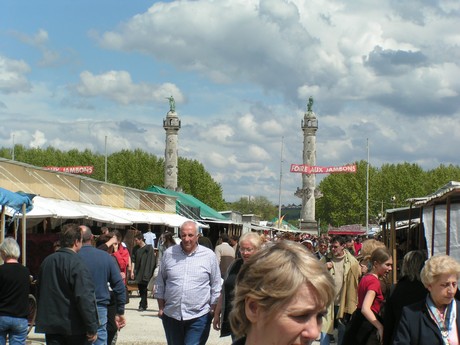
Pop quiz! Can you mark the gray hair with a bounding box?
[0,237,21,260]
[180,221,198,235]
[80,225,93,242]
[421,255,460,288]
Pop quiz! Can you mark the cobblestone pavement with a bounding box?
[27,294,321,344]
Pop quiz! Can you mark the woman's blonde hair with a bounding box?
[360,239,385,262]
[421,255,460,288]
[238,232,263,249]
[229,240,334,338]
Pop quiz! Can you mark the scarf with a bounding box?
[426,294,456,345]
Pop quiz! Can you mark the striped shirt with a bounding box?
[155,243,221,321]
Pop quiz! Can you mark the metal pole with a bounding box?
[366,138,369,233]
[21,203,26,265]
[12,134,15,161]
[277,137,284,228]
[0,205,5,243]
[104,135,108,183]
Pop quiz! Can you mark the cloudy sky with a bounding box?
[1,0,459,206]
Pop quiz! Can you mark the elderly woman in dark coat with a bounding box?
[0,238,30,345]
[393,254,460,345]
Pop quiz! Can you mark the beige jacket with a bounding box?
[321,250,360,334]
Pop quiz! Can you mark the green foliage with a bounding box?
[227,196,277,220]
[317,161,460,227]
[0,145,225,210]
[178,157,225,210]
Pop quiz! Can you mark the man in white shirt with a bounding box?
[155,221,221,345]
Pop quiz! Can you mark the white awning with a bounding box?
[5,196,193,227]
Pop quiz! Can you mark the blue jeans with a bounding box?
[0,316,28,345]
[320,306,346,345]
[320,332,330,345]
[162,313,212,345]
[85,304,107,345]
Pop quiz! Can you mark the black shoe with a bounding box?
[138,307,146,312]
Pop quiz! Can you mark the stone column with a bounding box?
[295,97,318,234]
[163,108,181,190]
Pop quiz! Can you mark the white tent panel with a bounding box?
[160,213,191,227]
[6,195,197,227]
[34,196,87,219]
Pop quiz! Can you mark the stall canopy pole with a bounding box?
[390,213,396,284]
[446,196,451,256]
[0,205,5,243]
[431,205,436,257]
[21,203,26,265]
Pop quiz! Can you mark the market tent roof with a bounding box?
[408,181,460,206]
[147,185,228,221]
[5,196,192,227]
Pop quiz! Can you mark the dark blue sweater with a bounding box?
[78,245,126,315]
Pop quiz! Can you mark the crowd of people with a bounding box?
[1,223,460,345]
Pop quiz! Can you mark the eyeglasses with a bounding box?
[239,247,255,253]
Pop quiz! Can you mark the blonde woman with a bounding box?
[229,240,335,345]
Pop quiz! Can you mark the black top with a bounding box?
[382,277,427,345]
[221,258,244,337]
[0,262,30,318]
[232,336,246,345]
[35,248,99,335]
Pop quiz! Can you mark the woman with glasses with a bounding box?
[212,232,263,340]
[393,255,460,345]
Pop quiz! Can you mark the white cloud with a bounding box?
[94,0,460,118]
[29,130,47,148]
[12,29,61,67]
[0,56,31,94]
[76,70,184,105]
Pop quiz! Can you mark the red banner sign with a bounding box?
[290,164,357,174]
[44,166,94,175]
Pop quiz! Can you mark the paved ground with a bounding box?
[27,294,321,344]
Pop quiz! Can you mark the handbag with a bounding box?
[343,309,381,345]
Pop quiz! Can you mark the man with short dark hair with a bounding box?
[321,235,360,345]
[78,225,126,344]
[132,232,156,312]
[155,221,221,345]
[35,223,98,345]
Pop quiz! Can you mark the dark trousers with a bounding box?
[45,333,87,345]
[162,313,212,345]
[138,282,148,309]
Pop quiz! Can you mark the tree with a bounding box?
[178,158,225,210]
[317,161,460,228]
[228,196,277,220]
